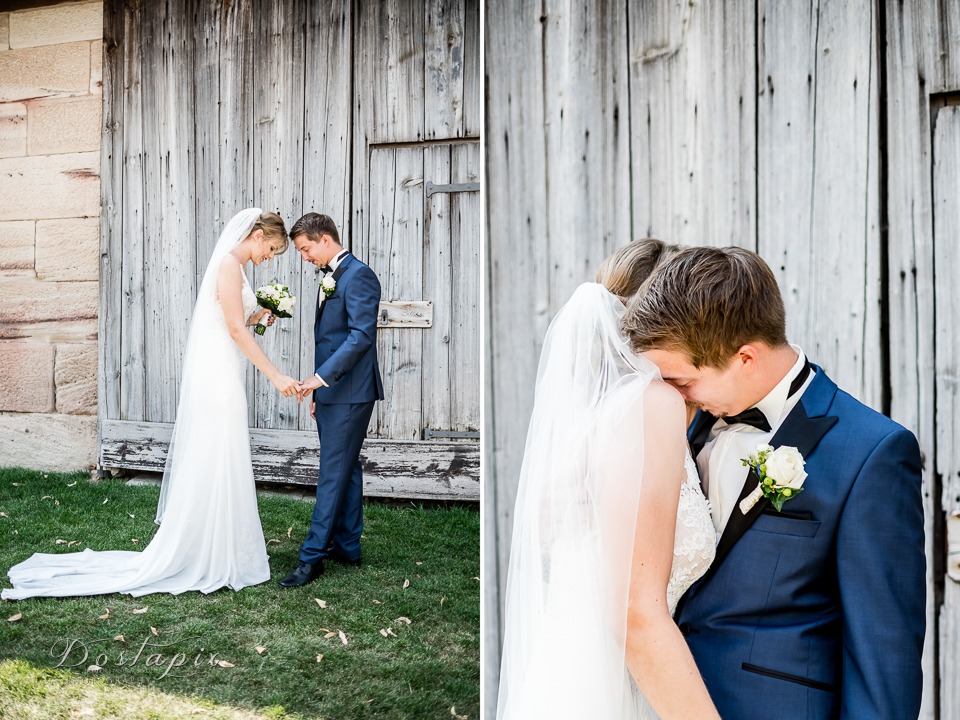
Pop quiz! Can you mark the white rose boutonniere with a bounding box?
[739,444,808,514]
[320,276,336,298]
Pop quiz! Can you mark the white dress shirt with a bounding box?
[696,345,815,535]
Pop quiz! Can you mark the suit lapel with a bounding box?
[315,254,353,329]
[687,410,715,495]
[708,366,840,571]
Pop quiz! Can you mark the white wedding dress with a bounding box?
[496,283,717,720]
[2,209,271,600]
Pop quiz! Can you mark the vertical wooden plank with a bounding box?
[355,0,425,144]
[193,0,221,288]
[424,0,464,139]
[217,0,256,427]
[757,0,880,407]
[628,0,756,248]
[367,147,424,440]
[119,0,145,422]
[99,0,123,428]
[252,0,306,431]
[543,0,630,307]
[141,0,197,424]
[935,102,960,720]
[483,0,550,714]
[299,0,352,430]
[421,144,452,433]
[450,141,480,431]
[462,0,479,138]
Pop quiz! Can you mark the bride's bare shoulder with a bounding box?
[641,379,685,430]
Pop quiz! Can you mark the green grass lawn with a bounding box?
[0,467,479,720]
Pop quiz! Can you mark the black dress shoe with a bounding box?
[278,560,324,587]
[326,549,361,567]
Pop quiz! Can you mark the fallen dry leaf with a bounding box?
[41,496,53,501]
[372,600,382,605]
[316,654,323,663]
[361,535,366,539]
[441,596,446,606]
[232,610,240,614]
[128,514,135,518]
[379,628,387,637]
[255,646,266,655]
[323,631,336,639]
[11,483,21,486]
[55,500,59,506]
[97,609,110,619]
[216,660,234,668]
[287,527,292,538]
[86,665,101,673]
[55,539,68,545]
[363,700,373,704]
[7,613,22,622]
[267,539,280,544]
[67,482,77,487]
[102,498,109,504]
[451,706,468,720]
[472,577,480,581]
[67,541,79,547]
[114,635,124,641]
[338,630,348,646]
[69,709,94,718]
[0,512,7,518]
[314,599,326,609]
[403,579,410,589]
[416,574,421,578]
[395,617,412,625]
[132,607,148,614]
[319,627,330,632]
[131,539,139,545]
[416,561,422,565]
[150,627,158,636]
[386,628,397,637]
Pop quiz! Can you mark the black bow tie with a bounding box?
[320,265,333,274]
[721,359,813,433]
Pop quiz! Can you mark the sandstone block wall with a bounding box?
[0,1,102,472]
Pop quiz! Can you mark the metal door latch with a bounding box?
[425,181,480,198]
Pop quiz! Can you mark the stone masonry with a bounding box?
[0,1,102,471]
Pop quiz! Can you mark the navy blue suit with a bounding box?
[300,253,384,565]
[677,365,925,720]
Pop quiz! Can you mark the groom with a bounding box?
[624,246,925,719]
[279,213,384,588]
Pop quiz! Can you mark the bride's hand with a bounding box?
[272,373,300,398]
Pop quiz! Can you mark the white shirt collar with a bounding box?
[328,249,349,273]
[748,344,808,429]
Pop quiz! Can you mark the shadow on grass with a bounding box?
[0,468,480,719]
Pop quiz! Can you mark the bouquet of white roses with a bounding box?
[254,282,296,335]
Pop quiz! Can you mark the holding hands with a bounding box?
[295,374,328,406]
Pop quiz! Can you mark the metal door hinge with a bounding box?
[425,181,479,198]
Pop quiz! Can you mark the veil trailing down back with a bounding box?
[497,283,661,719]
[2,209,271,600]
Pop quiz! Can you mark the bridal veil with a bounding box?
[496,283,660,719]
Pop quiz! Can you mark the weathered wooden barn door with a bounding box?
[98,0,480,500]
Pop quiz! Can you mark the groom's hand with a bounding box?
[309,401,316,421]
[297,374,326,403]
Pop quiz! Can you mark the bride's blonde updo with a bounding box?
[596,237,680,302]
[250,211,290,254]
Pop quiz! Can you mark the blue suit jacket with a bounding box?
[313,253,384,405]
[678,365,925,720]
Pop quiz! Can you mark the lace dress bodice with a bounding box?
[666,447,717,614]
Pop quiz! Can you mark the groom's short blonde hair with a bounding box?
[622,246,788,369]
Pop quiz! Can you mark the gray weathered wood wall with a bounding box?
[485,0,959,716]
[99,0,480,499]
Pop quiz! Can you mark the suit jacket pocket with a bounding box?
[742,663,838,694]
[751,513,821,538]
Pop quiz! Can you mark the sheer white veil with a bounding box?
[155,208,263,523]
[496,283,660,719]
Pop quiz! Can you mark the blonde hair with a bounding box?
[251,211,289,254]
[595,238,680,300]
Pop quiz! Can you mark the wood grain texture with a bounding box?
[757,0,880,407]
[99,0,123,427]
[425,0,464,138]
[119,0,145,422]
[99,419,479,500]
[251,0,306,432]
[377,300,433,327]
[935,105,960,720]
[193,0,221,291]
[628,0,756,248]
[450,141,479,431]
[462,0,479,137]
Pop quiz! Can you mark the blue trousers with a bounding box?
[299,401,375,564]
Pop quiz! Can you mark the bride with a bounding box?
[2,208,301,600]
[496,239,721,719]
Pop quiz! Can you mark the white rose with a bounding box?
[278,297,294,313]
[765,446,807,489]
[321,277,336,291]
